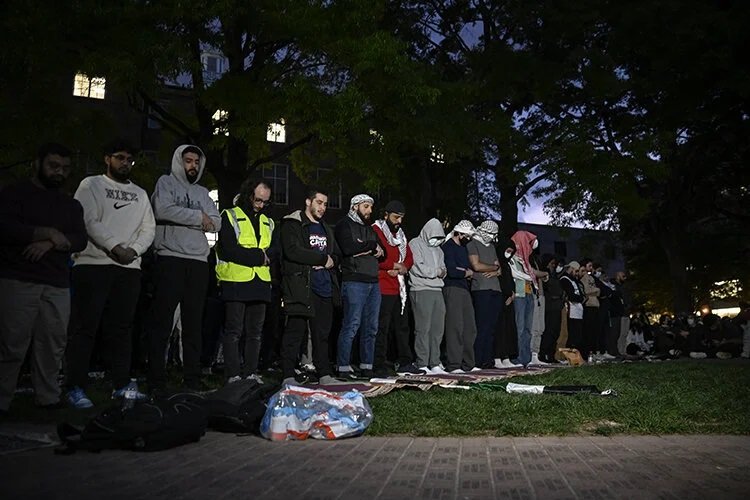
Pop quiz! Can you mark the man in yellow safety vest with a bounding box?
[215,179,276,384]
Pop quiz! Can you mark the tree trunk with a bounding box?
[497,180,519,239]
[656,225,693,315]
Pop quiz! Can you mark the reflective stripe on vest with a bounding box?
[215,207,273,282]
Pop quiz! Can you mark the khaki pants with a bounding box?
[0,278,70,410]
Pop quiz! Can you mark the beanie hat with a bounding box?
[384,200,406,214]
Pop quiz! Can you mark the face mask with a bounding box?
[532,239,538,250]
[504,250,512,259]
[594,271,602,278]
[428,236,444,247]
[687,318,695,326]
[555,265,563,274]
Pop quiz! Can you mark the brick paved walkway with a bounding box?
[0,428,747,499]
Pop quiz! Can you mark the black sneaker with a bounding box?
[337,371,358,381]
[396,363,427,376]
[357,369,374,380]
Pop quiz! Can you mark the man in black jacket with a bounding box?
[334,194,384,379]
[279,189,340,385]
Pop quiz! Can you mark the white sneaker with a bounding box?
[417,366,430,374]
[528,353,549,366]
[468,367,482,372]
[301,363,316,372]
[450,368,465,374]
[689,352,707,359]
[502,359,524,369]
[600,353,617,360]
[227,375,242,384]
[716,351,732,360]
[493,358,504,369]
[430,366,449,375]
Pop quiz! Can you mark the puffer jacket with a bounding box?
[334,215,379,283]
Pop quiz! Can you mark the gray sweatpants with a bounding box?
[443,286,477,371]
[530,295,546,353]
[614,316,631,356]
[0,278,70,410]
[410,289,446,368]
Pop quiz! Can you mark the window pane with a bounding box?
[73,73,90,97]
[267,119,286,143]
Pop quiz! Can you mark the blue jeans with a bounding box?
[513,294,535,366]
[472,290,502,368]
[337,281,381,371]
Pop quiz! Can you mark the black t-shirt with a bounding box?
[307,222,331,297]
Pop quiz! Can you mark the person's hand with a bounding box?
[505,296,513,306]
[387,269,399,277]
[324,255,334,269]
[438,267,447,278]
[464,268,474,279]
[38,227,71,251]
[374,245,384,258]
[263,250,270,266]
[483,270,499,278]
[393,262,408,275]
[201,212,215,232]
[22,240,54,262]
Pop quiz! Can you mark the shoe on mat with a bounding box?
[689,351,707,359]
[397,363,427,376]
[67,387,93,409]
[449,368,465,374]
[429,366,449,375]
[318,375,337,385]
[467,367,482,373]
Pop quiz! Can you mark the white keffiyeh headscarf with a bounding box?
[474,220,499,246]
[373,218,408,313]
[347,194,374,224]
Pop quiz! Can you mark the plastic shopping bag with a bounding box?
[260,386,373,441]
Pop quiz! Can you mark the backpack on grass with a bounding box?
[56,394,207,454]
[202,379,279,434]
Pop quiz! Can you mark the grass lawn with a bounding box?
[4,359,749,437]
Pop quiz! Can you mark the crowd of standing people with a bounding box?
[1,141,747,415]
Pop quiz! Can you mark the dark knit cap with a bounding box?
[384,200,406,214]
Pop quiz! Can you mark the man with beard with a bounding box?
[279,188,340,386]
[66,141,155,408]
[147,145,221,395]
[0,143,87,415]
[215,179,276,385]
[373,200,422,377]
[442,220,480,373]
[334,194,383,380]
[579,258,600,359]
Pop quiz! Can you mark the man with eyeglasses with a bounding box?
[215,178,276,385]
[65,141,155,409]
[146,145,221,395]
[0,143,87,416]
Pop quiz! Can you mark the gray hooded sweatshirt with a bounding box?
[151,145,221,262]
[408,218,447,291]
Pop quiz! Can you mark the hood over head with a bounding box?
[171,144,206,185]
[419,218,446,247]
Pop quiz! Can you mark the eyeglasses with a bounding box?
[253,197,272,206]
[110,154,135,165]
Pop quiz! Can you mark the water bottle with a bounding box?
[122,378,139,411]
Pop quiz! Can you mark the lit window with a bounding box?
[206,190,220,247]
[212,109,229,136]
[316,168,342,209]
[430,145,445,164]
[261,163,289,205]
[267,119,286,143]
[73,73,106,99]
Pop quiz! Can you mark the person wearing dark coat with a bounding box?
[494,239,522,368]
[279,189,341,385]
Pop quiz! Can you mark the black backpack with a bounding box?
[202,379,278,434]
[56,394,208,454]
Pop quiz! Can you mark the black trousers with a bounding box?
[147,256,208,390]
[66,265,141,390]
[582,306,599,358]
[375,294,413,370]
[280,294,333,379]
[567,317,584,352]
[540,300,563,360]
[223,301,265,378]
[201,296,224,367]
[495,301,518,360]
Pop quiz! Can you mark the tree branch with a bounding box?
[247,133,315,171]
[517,170,555,198]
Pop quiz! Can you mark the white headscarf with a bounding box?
[347,193,374,224]
[474,220,498,246]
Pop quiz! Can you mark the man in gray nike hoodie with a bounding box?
[408,218,448,373]
[147,144,221,394]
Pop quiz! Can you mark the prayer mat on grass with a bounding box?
[316,366,560,398]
